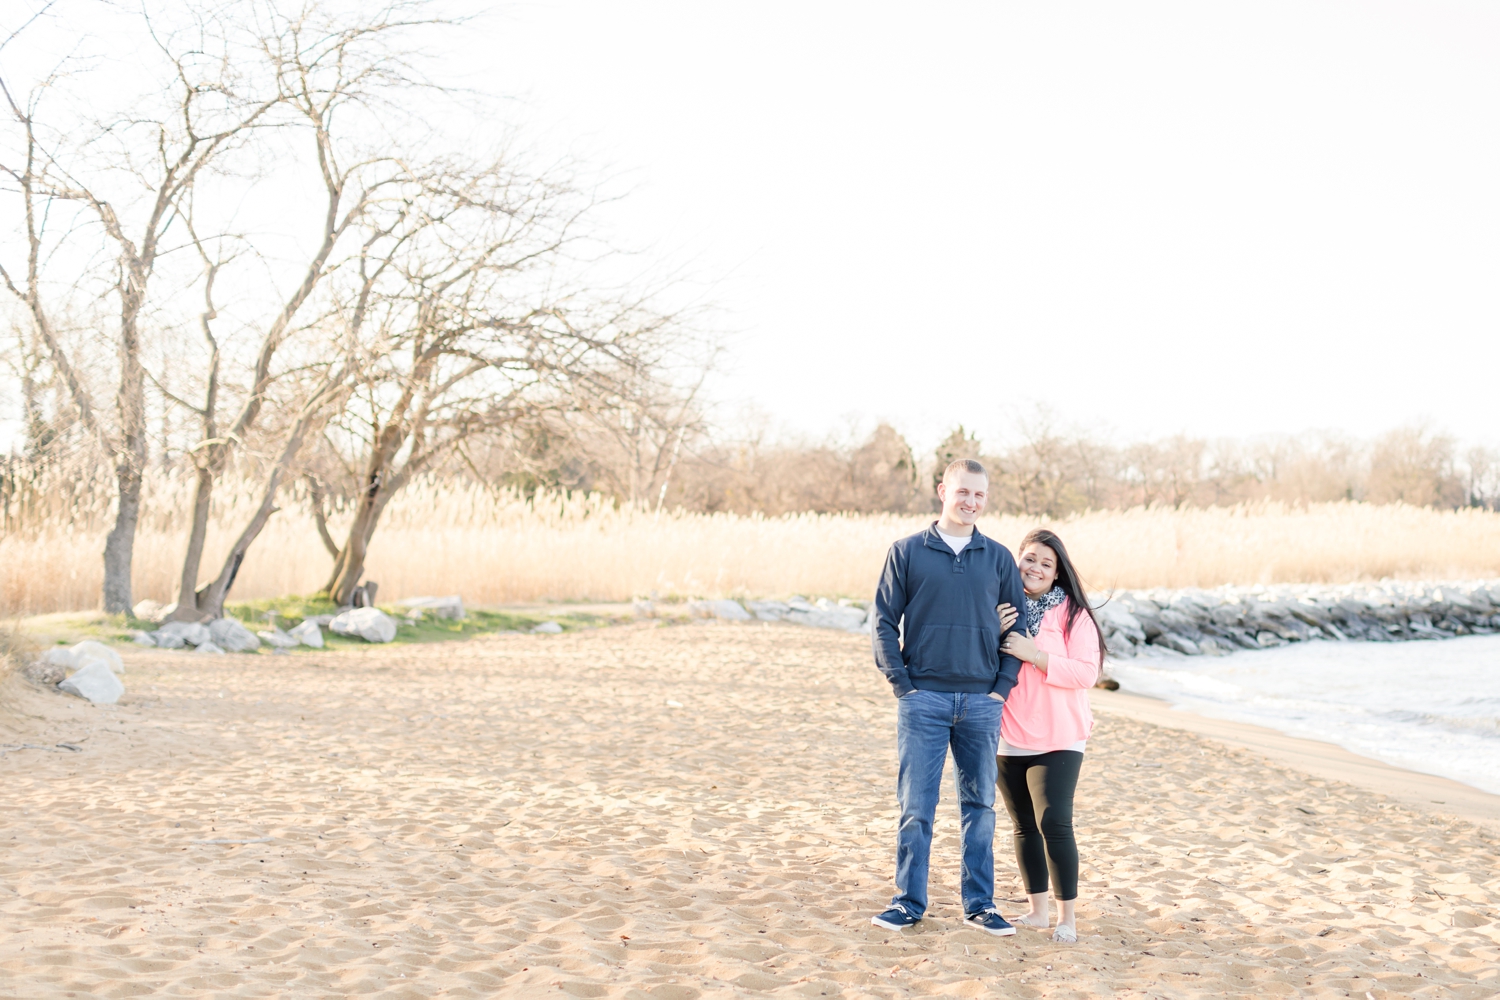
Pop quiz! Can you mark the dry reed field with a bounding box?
[6,476,1500,615]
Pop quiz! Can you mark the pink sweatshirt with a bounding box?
[999,598,1101,752]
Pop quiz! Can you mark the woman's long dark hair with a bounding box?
[1021,527,1107,661]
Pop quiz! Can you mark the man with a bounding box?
[870,458,1028,936]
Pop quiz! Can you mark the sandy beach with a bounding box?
[2,622,1498,999]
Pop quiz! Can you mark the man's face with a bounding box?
[937,470,988,526]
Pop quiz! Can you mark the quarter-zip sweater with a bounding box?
[872,522,1028,699]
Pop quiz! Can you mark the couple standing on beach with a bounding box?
[870,459,1105,943]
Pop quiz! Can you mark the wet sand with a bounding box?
[1,622,1497,998]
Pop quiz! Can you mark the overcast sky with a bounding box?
[452,1,1500,451]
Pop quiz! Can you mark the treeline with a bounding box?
[440,417,1500,518]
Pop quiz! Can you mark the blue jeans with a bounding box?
[891,689,1001,918]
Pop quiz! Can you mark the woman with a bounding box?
[995,527,1104,943]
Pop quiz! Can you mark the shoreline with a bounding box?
[1090,686,1500,830]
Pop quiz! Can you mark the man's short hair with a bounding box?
[943,458,986,480]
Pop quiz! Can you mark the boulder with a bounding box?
[531,621,563,634]
[157,620,211,647]
[152,631,186,650]
[132,599,168,623]
[43,647,78,669]
[397,595,466,620]
[132,630,156,647]
[1095,604,1146,643]
[194,641,226,655]
[328,607,397,643]
[58,661,124,704]
[786,603,867,632]
[287,619,324,648]
[746,601,789,622]
[70,640,125,674]
[257,627,299,649]
[687,599,752,621]
[1153,632,1200,655]
[208,617,261,653]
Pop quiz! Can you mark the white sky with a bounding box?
[3,2,1496,455]
[452,1,1500,451]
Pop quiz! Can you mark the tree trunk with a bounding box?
[321,419,410,605]
[323,492,382,607]
[101,456,142,614]
[103,352,147,614]
[195,410,321,619]
[170,464,216,621]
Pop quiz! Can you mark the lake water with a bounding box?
[1109,634,1500,796]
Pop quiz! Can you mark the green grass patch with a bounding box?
[19,599,627,654]
[18,612,141,646]
[221,595,624,650]
[223,594,340,628]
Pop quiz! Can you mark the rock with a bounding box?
[132,630,155,647]
[23,659,68,686]
[746,601,789,622]
[58,661,124,704]
[687,599,752,621]
[531,621,563,634]
[287,620,324,648]
[632,600,656,618]
[1095,604,1146,643]
[156,620,211,647]
[328,607,398,643]
[208,617,261,653]
[396,595,466,620]
[1255,631,1286,648]
[1196,636,1233,656]
[132,599,168,623]
[152,631,186,650]
[70,640,125,674]
[195,641,225,655]
[43,647,79,669]
[1153,632,1200,655]
[786,604,868,632]
[257,628,299,649]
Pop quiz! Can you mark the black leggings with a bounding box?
[996,751,1083,901]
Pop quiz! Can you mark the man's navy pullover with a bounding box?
[872,522,1028,700]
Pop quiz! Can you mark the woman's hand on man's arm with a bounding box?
[1001,631,1049,672]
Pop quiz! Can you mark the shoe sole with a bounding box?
[966,921,1018,937]
[870,916,916,931]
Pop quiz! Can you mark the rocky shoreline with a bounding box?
[674,580,1500,661]
[1095,579,1500,657]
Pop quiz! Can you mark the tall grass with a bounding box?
[5,475,1500,615]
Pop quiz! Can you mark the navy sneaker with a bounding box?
[965,908,1017,936]
[870,905,921,931]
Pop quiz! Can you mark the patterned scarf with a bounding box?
[1025,586,1066,636]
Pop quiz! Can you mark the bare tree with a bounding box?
[1367,425,1464,508]
[160,1,453,621]
[307,153,687,605]
[0,3,281,611]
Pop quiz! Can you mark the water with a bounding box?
[1109,635,1500,795]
